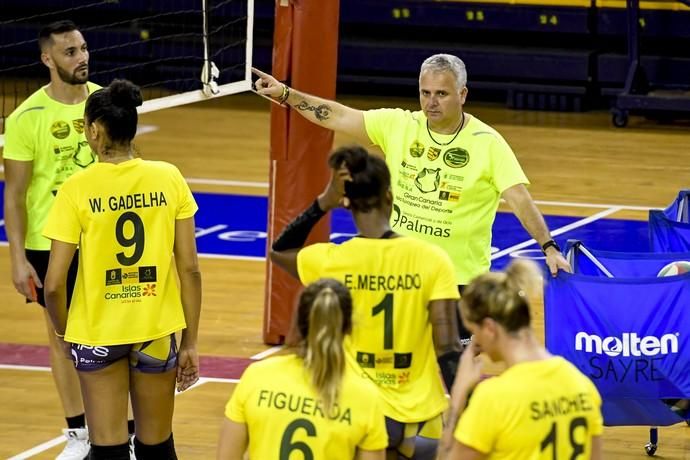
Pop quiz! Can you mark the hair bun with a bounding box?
[344,146,369,174]
[505,259,542,299]
[108,79,143,109]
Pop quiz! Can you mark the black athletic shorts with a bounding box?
[25,249,79,308]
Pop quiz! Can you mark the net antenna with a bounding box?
[201,0,220,98]
[139,0,255,115]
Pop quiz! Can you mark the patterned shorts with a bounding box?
[70,334,178,373]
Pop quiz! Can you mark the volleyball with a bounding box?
[656,261,690,277]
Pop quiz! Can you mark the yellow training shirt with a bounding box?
[225,354,388,459]
[43,158,198,345]
[2,83,101,250]
[455,356,603,459]
[364,109,529,285]
[297,236,459,422]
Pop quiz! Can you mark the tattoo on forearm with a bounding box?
[295,100,332,121]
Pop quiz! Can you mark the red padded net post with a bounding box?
[263,1,340,344]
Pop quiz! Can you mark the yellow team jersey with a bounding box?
[225,354,388,459]
[297,236,459,423]
[455,356,604,459]
[363,109,529,285]
[43,158,198,345]
[2,82,101,250]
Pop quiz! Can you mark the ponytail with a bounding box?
[292,279,353,414]
[85,79,142,145]
[304,288,345,413]
[504,259,542,301]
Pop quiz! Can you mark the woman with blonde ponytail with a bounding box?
[217,279,387,460]
[302,284,346,414]
[440,260,603,460]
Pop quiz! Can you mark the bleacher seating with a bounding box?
[2,0,688,111]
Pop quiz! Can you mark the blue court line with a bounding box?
[0,184,651,271]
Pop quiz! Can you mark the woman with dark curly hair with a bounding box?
[44,79,201,460]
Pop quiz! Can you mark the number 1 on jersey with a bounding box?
[372,293,394,349]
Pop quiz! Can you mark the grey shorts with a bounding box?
[70,334,178,373]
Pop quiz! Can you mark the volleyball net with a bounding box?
[0,0,254,131]
[1,0,340,345]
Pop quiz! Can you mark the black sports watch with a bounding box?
[541,239,561,255]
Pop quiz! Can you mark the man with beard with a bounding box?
[3,20,99,460]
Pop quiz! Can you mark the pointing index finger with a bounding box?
[251,67,271,79]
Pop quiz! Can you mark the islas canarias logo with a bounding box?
[143,284,157,296]
[391,204,450,238]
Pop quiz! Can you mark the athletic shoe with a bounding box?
[56,428,90,460]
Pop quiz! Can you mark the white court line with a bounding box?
[8,436,66,460]
[183,178,267,187]
[0,364,51,372]
[250,345,284,360]
[0,125,158,151]
[199,376,240,384]
[491,207,622,260]
[185,177,269,188]
[0,158,666,212]
[0,243,260,262]
[0,202,645,264]
[136,125,158,136]
[172,177,665,211]
[533,199,659,211]
[0,243,264,261]
[197,252,264,262]
[1,366,240,459]
[0,125,158,175]
[0,363,242,384]
[0,123,667,211]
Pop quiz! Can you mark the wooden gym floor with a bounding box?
[1,93,689,458]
